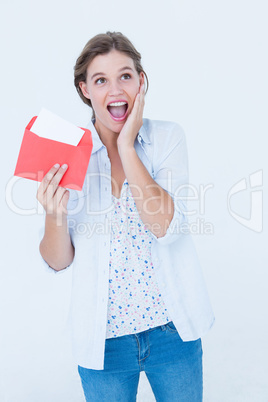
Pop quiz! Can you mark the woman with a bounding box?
[38,32,214,401]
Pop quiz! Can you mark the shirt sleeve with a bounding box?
[150,122,189,246]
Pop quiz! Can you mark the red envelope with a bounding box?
[14,116,93,191]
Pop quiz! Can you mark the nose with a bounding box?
[108,80,123,97]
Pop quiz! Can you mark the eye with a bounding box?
[95,77,106,84]
[121,73,131,80]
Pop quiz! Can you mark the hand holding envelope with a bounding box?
[36,163,71,218]
[14,108,93,191]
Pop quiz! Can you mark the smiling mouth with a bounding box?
[107,101,128,120]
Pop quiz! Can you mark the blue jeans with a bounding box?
[78,321,203,401]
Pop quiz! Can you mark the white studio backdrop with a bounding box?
[1,0,267,401]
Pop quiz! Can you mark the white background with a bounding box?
[1,0,267,401]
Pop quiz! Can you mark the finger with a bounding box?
[140,83,145,95]
[54,186,69,208]
[45,164,68,199]
[138,84,145,105]
[139,84,145,103]
[140,94,145,114]
[37,163,60,200]
[139,88,145,107]
[132,92,142,115]
[45,185,68,216]
[136,89,145,118]
[58,188,70,211]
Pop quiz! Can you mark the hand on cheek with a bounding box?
[117,84,145,151]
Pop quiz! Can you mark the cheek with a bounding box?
[90,93,103,110]
[128,85,140,106]
[131,79,140,91]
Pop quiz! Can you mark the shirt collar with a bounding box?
[86,120,104,154]
[138,122,151,145]
[87,118,151,154]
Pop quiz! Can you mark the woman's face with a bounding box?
[79,49,144,136]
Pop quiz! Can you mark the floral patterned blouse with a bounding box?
[106,179,170,339]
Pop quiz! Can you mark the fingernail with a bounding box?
[62,164,68,170]
[54,163,60,168]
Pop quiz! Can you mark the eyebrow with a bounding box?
[90,66,134,80]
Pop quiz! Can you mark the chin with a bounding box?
[110,120,126,133]
[95,114,126,135]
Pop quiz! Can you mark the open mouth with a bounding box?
[107,101,128,121]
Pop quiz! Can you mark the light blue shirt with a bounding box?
[43,118,215,370]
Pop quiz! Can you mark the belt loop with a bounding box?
[160,325,167,331]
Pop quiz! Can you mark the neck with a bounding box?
[94,121,119,151]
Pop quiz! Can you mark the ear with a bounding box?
[139,72,145,88]
[79,82,90,100]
